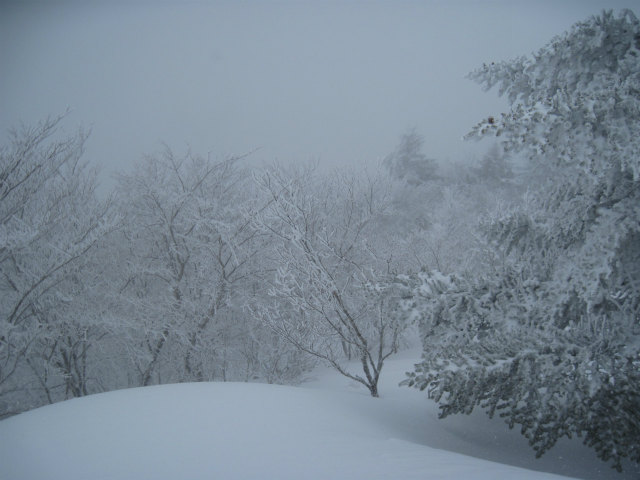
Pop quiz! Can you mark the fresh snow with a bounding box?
[0,349,635,480]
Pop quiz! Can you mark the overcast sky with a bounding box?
[1,0,636,189]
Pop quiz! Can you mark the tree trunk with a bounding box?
[368,382,379,398]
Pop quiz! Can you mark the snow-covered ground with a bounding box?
[1,349,637,480]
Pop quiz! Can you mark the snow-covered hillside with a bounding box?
[1,350,636,480]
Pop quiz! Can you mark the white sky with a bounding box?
[1,1,637,189]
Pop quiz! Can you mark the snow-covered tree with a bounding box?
[472,143,514,187]
[251,164,406,397]
[114,148,263,385]
[383,129,438,186]
[0,116,116,417]
[405,10,640,471]
[113,148,306,386]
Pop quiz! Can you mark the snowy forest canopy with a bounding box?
[1,10,638,472]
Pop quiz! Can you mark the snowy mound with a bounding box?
[1,351,634,480]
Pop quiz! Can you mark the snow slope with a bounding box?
[0,350,636,480]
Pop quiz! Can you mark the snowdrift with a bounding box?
[1,351,635,480]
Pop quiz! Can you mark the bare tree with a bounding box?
[115,148,268,385]
[250,164,405,397]
[0,115,116,417]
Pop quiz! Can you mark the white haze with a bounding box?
[0,0,635,189]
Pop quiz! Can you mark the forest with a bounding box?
[1,9,638,472]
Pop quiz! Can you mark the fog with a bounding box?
[1,0,634,188]
[2,6,639,474]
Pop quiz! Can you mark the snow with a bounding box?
[0,349,634,480]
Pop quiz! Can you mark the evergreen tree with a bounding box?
[384,129,438,186]
[405,10,640,471]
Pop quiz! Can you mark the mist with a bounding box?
[2,4,640,477]
[2,0,633,188]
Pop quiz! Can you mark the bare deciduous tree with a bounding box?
[250,164,405,397]
[0,115,116,417]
